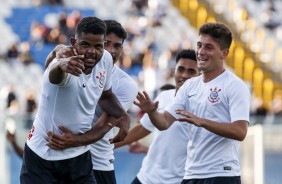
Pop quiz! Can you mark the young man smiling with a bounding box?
[134,22,250,184]
[45,20,138,184]
[20,17,131,184]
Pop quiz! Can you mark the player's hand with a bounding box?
[46,126,80,150]
[56,45,78,59]
[109,114,131,143]
[6,131,16,144]
[128,141,148,154]
[133,91,159,113]
[58,55,85,76]
[176,109,203,127]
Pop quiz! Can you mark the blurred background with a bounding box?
[0,0,281,183]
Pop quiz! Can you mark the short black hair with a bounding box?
[159,84,176,91]
[199,22,232,50]
[76,16,106,36]
[104,20,127,43]
[176,49,197,64]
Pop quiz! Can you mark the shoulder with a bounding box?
[225,70,248,87]
[99,50,113,67]
[102,50,112,61]
[156,89,175,101]
[113,66,138,90]
[223,70,250,93]
[183,74,202,88]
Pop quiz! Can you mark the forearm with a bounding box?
[11,141,24,158]
[148,111,175,130]
[72,114,113,146]
[49,60,66,84]
[201,120,248,141]
[99,92,126,119]
[76,122,113,146]
[45,44,66,69]
[115,124,150,148]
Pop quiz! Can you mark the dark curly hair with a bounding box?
[104,20,127,43]
[76,16,106,36]
[176,49,197,64]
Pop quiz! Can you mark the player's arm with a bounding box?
[45,44,67,69]
[176,81,250,141]
[46,113,115,150]
[134,91,176,130]
[98,88,131,142]
[128,141,149,154]
[176,110,248,141]
[6,131,23,158]
[114,122,150,148]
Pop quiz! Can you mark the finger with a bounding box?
[47,131,64,144]
[76,62,85,70]
[133,100,140,107]
[143,91,151,100]
[73,47,78,56]
[67,65,82,76]
[109,131,126,143]
[154,101,159,108]
[58,126,70,134]
[177,118,191,122]
[46,134,64,149]
[137,91,145,99]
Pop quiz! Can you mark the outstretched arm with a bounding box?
[114,122,150,149]
[6,131,23,158]
[98,89,131,142]
[134,91,176,130]
[128,141,149,154]
[45,44,67,69]
[176,110,248,141]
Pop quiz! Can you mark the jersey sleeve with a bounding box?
[228,80,251,123]
[165,82,188,119]
[114,79,138,111]
[140,113,154,132]
[47,58,72,86]
[103,54,113,91]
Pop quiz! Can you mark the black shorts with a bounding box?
[131,177,142,184]
[181,176,241,184]
[93,170,116,184]
[20,144,96,184]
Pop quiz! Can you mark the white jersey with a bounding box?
[90,65,138,171]
[27,50,113,161]
[137,89,189,184]
[166,70,250,179]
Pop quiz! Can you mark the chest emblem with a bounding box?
[208,87,221,103]
[96,70,106,88]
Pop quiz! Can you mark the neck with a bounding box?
[202,68,225,83]
[83,68,92,75]
[175,88,179,96]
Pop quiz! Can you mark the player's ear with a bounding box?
[70,37,76,46]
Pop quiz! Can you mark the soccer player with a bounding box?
[45,20,138,184]
[20,17,130,184]
[115,49,199,184]
[134,22,251,184]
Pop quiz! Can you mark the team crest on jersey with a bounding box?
[96,70,106,88]
[208,87,221,103]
